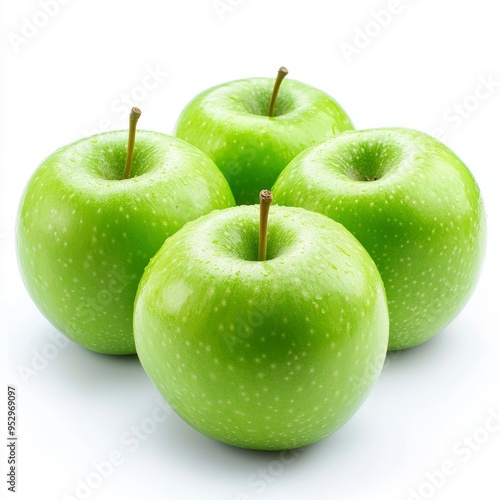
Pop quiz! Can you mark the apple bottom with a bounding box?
[134,205,389,450]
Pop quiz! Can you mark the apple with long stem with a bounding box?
[174,67,354,205]
[16,108,235,355]
[273,128,486,350]
[134,190,389,450]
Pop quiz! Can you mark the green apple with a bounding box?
[174,67,354,205]
[134,194,389,450]
[16,109,235,355]
[273,128,486,350]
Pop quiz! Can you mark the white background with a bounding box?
[1,1,499,499]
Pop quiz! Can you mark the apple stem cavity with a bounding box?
[268,66,288,117]
[122,107,142,180]
[258,189,273,261]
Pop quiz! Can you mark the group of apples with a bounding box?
[17,67,486,451]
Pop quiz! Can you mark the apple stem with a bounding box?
[268,66,288,117]
[122,107,142,180]
[258,190,273,261]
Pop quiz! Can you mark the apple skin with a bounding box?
[134,205,389,450]
[174,77,354,205]
[272,128,486,350]
[16,131,235,355]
